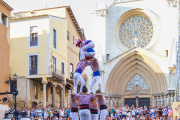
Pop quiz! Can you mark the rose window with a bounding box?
[119,16,154,49]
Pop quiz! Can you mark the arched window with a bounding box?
[125,74,149,94]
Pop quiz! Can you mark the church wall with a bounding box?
[106,0,177,59]
[85,0,178,105]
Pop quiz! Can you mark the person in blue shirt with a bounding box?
[111,107,115,116]
[66,108,70,118]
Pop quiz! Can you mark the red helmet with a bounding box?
[76,39,82,46]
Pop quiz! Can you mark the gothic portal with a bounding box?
[85,0,179,107]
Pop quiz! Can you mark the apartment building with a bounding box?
[9,6,83,108]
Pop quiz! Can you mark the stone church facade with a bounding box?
[85,0,179,107]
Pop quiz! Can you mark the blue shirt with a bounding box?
[66,109,70,115]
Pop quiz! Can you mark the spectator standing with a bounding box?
[111,107,115,116]
[155,106,159,117]
[43,110,48,120]
[120,107,123,118]
[122,106,127,118]
[66,108,70,118]
[150,107,155,117]
[132,108,136,118]
[159,106,163,119]
[167,107,173,120]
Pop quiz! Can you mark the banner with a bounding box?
[173,102,180,119]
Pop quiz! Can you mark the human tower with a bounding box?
[70,29,107,120]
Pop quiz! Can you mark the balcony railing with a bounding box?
[30,40,38,46]
[49,66,65,79]
[30,67,37,75]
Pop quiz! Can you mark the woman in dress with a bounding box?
[167,107,173,120]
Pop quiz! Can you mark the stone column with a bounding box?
[155,95,157,106]
[42,81,48,107]
[160,93,163,106]
[117,95,121,107]
[110,95,113,107]
[105,94,109,107]
[113,95,117,107]
[171,93,174,106]
[52,84,57,108]
[60,85,63,108]
[67,90,71,108]
[164,93,166,106]
[62,86,65,108]
[70,86,74,93]
[167,94,170,106]
[136,96,139,107]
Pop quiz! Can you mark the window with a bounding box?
[67,31,69,40]
[107,54,110,60]
[10,81,17,92]
[119,15,153,49]
[70,63,73,73]
[61,62,65,74]
[30,26,38,46]
[73,36,74,45]
[29,55,38,75]
[1,13,8,27]
[70,63,73,79]
[165,50,168,57]
[52,56,56,73]
[53,29,57,49]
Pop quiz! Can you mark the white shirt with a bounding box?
[37,110,42,115]
[132,110,136,116]
[122,108,127,115]
[60,110,64,116]
[150,109,155,113]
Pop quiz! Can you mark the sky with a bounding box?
[4,0,113,39]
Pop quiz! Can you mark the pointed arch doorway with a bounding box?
[124,74,150,108]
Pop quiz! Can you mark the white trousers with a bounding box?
[90,76,101,93]
[80,42,95,60]
[73,72,85,93]
[100,109,107,120]
[79,109,91,120]
[91,114,98,120]
[70,112,78,120]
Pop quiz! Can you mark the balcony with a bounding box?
[30,67,37,75]
[30,40,38,46]
[49,66,65,81]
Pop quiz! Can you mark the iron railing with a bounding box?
[30,40,38,46]
[49,66,65,79]
[30,67,37,75]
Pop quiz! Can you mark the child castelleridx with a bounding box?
[75,37,95,61]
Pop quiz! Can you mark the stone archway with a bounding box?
[106,50,167,95]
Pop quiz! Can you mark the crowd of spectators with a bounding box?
[106,105,175,120]
[6,105,176,120]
